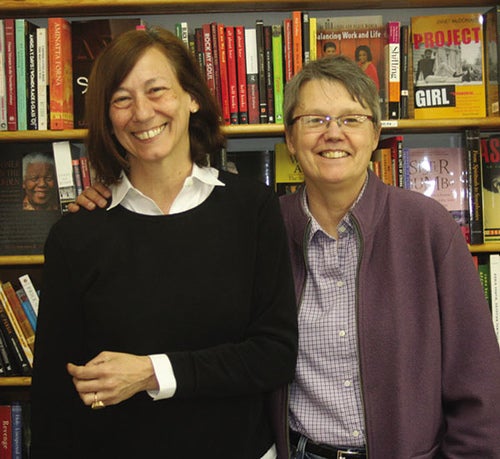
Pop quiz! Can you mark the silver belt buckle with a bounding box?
[337,450,362,459]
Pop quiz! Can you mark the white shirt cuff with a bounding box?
[147,354,177,400]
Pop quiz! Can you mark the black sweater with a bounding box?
[30,172,297,458]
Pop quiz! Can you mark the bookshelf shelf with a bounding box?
[0,0,497,18]
[0,377,31,387]
[0,256,45,266]
[1,117,500,143]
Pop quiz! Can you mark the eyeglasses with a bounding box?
[291,114,374,132]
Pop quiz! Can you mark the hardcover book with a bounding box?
[71,18,143,129]
[0,143,61,256]
[235,25,248,124]
[4,19,17,131]
[0,20,7,130]
[490,253,500,346]
[48,17,74,130]
[386,21,401,119]
[405,146,469,237]
[245,28,260,124]
[411,12,486,119]
[479,134,500,242]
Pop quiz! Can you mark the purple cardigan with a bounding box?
[274,170,500,458]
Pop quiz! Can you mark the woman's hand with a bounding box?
[67,182,112,212]
[67,351,159,407]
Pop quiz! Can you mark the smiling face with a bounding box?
[23,161,57,209]
[108,46,199,170]
[286,79,380,192]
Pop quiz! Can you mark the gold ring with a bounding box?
[91,392,105,410]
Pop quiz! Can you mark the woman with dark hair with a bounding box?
[30,27,297,459]
[354,44,379,89]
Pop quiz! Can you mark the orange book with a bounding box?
[48,17,73,130]
[292,11,303,75]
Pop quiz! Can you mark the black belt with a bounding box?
[289,430,366,459]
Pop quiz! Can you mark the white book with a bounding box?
[490,253,500,348]
[36,27,48,130]
[52,140,77,214]
[18,274,39,315]
[0,20,7,130]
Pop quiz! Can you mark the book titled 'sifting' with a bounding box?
[411,12,486,119]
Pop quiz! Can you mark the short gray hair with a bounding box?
[284,56,382,132]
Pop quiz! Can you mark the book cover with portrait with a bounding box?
[0,143,61,255]
[411,12,486,119]
[480,134,500,242]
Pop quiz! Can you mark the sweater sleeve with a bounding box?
[438,226,500,457]
[168,189,298,398]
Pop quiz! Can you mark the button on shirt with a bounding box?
[289,186,366,448]
[107,165,277,459]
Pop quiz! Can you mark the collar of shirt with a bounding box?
[301,175,368,242]
[107,163,225,215]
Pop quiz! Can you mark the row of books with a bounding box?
[2,8,500,131]
[0,402,30,459]
[0,141,91,257]
[0,275,38,377]
[473,253,500,347]
[370,132,500,245]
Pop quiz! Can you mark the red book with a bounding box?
[48,17,73,130]
[4,19,17,131]
[202,24,216,99]
[225,26,239,125]
[292,11,303,75]
[217,23,230,125]
[244,28,259,124]
[283,18,294,83]
[235,25,248,124]
[0,405,12,459]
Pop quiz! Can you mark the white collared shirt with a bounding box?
[107,165,276,458]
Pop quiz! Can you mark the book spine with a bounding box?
[48,17,74,130]
[484,6,500,116]
[0,286,34,365]
[235,26,248,124]
[0,405,12,459]
[4,19,17,131]
[79,154,92,190]
[225,26,239,125]
[465,128,484,245]
[255,20,267,124]
[292,11,303,75]
[193,28,204,76]
[399,24,410,119]
[202,23,216,99]
[386,21,401,119]
[309,16,317,61]
[36,27,48,130]
[0,329,14,375]
[10,403,22,459]
[0,20,8,131]
[0,297,32,374]
[18,274,38,315]
[15,19,27,131]
[263,25,274,124]
[15,288,36,332]
[490,253,500,347]
[302,11,310,65]
[271,24,284,124]
[217,23,230,125]
[1,282,35,353]
[72,158,84,196]
[283,18,294,82]
[245,28,260,124]
[210,22,222,117]
[52,140,77,213]
[26,22,38,130]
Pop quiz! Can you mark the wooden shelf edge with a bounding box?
[0,255,45,266]
[1,118,500,142]
[0,377,32,387]
[0,0,496,18]
[469,243,500,253]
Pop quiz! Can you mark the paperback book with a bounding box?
[274,142,304,196]
[405,146,469,237]
[411,12,486,119]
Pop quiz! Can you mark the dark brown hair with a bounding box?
[85,27,225,184]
